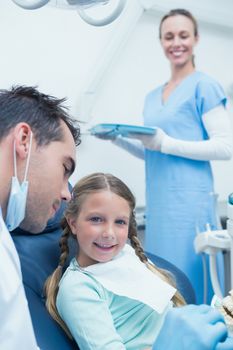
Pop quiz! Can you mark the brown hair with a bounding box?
[0,85,80,146]
[45,173,185,337]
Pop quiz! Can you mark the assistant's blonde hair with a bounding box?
[45,173,186,337]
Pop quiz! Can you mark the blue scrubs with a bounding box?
[143,71,227,304]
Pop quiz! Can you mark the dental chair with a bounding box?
[145,252,196,305]
[12,202,196,350]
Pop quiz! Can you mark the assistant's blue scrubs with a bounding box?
[143,71,226,303]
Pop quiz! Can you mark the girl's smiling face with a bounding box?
[67,190,130,267]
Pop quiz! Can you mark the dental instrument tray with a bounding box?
[89,123,156,137]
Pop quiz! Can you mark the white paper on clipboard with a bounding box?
[89,123,157,138]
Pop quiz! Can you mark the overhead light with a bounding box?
[12,0,50,9]
[12,0,127,26]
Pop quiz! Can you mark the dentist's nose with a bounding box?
[61,181,71,202]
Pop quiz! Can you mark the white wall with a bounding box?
[1,0,233,206]
[0,0,117,111]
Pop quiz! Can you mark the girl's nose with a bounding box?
[102,224,115,239]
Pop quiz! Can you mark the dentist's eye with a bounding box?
[63,165,70,176]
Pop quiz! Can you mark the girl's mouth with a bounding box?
[93,242,116,250]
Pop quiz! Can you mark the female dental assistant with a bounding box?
[100,9,233,304]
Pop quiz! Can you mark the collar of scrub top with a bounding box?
[73,244,176,314]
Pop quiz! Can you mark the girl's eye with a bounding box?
[116,219,127,225]
[90,217,102,223]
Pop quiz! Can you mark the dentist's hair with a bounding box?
[45,173,185,337]
[0,85,80,146]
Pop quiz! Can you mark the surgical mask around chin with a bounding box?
[5,133,33,232]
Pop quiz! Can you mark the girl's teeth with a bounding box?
[95,243,112,248]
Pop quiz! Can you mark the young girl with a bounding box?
[45,172,185,350]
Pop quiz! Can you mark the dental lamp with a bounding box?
[12,0,127,26]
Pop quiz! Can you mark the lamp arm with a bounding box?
[77,0,126,26]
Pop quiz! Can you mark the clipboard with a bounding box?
[89,123,156,138]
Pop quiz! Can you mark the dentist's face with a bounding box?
[68,190,130,267]
[20,121,76,233]
[160,15,198,69]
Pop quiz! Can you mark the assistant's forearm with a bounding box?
[161,106,233,161]
[112,136,145,160]
[161,136,232,160]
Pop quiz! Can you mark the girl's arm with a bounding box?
[57,275,126,350]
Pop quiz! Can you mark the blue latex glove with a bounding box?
[93,131,118,140]
[153,305,228,350]
[216,336,233,349]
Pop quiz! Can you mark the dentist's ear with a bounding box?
[13,123,33,159]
